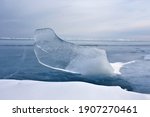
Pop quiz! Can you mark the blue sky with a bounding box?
[0,0,150,40]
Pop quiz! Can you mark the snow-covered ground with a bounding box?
[0,80,150,100]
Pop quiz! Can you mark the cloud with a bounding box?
[0,0,150,40]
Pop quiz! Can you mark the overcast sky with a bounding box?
[0,0,150,40]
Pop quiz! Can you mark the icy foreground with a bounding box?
[0,80,150,100]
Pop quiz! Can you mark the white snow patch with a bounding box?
[111,61,135,74]
[0,80,150,100]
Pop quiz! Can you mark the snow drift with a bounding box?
[0,80,150,100]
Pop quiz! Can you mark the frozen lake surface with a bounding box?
[0,40,150,94]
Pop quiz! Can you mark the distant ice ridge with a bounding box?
[34,28,114,76]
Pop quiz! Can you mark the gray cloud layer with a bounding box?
[0,0,150,40]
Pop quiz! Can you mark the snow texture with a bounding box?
[0,80,150,100]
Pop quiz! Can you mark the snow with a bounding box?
[0,80,150,100]
[110,61,135,75]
